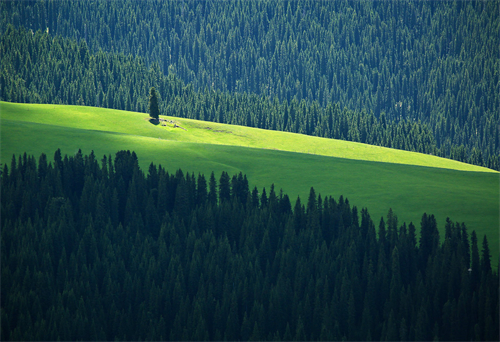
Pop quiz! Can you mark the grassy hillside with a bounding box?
[1,102,498,265]
[1,102,494,172]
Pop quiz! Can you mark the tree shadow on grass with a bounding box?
[149,118,159,125]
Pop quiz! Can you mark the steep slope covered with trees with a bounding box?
[1,26,497,169]
[1,150,498,340]
[1,0,498,169]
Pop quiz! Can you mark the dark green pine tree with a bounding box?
[218,171,230,203]
[260,188,268,208]
[470,231,481,290]
[208,171,217,206]
[480,235,491,276]
[196,173,207,205]
[251,186,259,208]
[148,87,160,120]
[418,213,439,270]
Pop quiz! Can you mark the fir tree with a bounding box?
[148,87,160,120]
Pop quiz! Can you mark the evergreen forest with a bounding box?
[1,150,498,341]
[1,2,499,340]
[1,0,499,170]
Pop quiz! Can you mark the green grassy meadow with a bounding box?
[1,102,499,265]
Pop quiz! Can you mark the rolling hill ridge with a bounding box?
[1,101,498,264]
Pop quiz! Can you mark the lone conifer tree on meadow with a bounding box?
[149,87,159,120]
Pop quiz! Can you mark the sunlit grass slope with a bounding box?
[1,102,495,172]
[1,102,499,265]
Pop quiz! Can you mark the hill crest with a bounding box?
[1,102,495,173]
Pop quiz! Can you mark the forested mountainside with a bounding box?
[1,150,498,341]
[1,0,498,169]
[3,0,498,117]
[1,26,497,170]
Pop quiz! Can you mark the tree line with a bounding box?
[1,25,498,170]
[1,150,498,340]
[1,0,498,169]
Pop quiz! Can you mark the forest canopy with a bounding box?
[1,1,499,340]
[1,150,498,340]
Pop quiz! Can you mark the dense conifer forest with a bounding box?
[1,150,499,341]
[1,0,499,170]
[1,2,499,340]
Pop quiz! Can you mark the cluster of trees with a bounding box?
[2,150,498,341]
[2,0,498,169]
[1,25,498,169]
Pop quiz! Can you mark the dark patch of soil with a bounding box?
[149,118,160,125]
[174,123,187,131]
[203,126,231,133]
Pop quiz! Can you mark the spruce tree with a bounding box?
[218,171,230,203]
[208,171,217,205]
[148,87,160,120]
[470,231,480,290]
[481,235,491,276]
